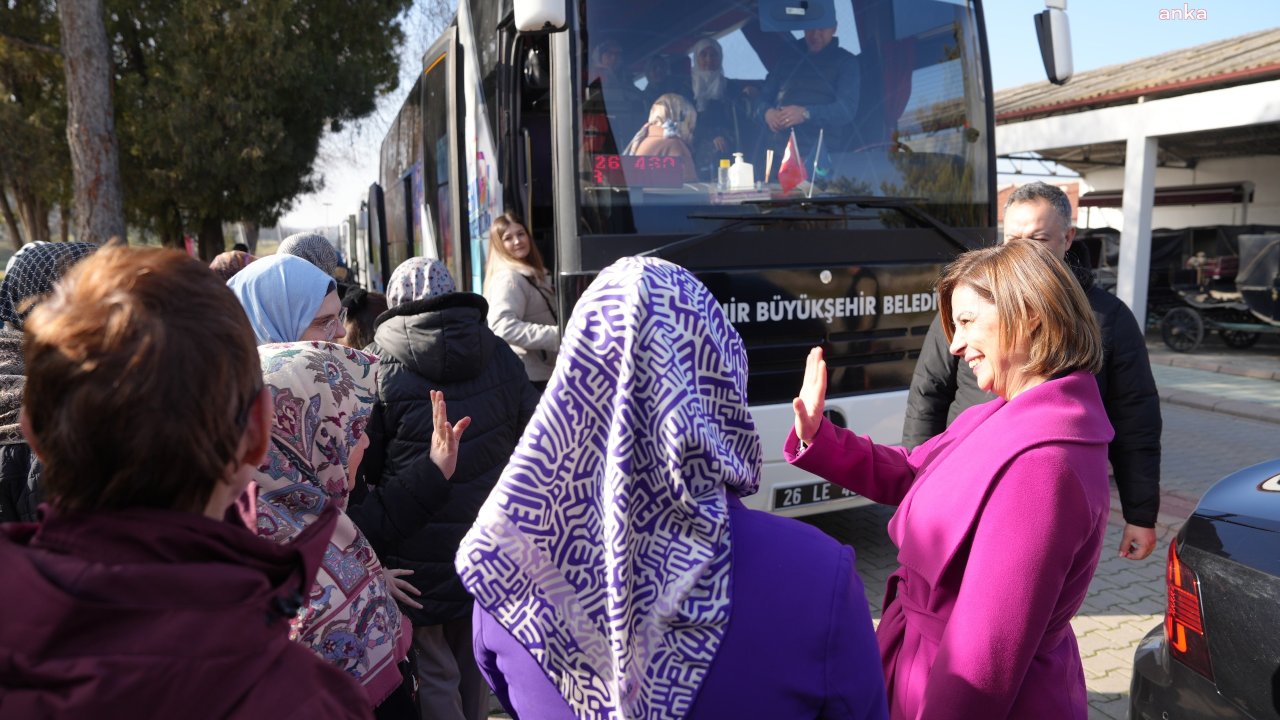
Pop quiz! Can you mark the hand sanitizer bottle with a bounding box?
[728,152,754,190]
[717,159,731,192]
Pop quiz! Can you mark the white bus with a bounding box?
[358,0,1032,516]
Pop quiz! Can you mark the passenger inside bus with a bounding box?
[639,54,691,109]
[621,93,699,182]
[756,23,859,174]
[689,37,753,179]
[584,38,645,153]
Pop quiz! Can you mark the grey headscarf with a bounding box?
[387,257,456,307]
[278,232,339,276]
[0,242,99,330]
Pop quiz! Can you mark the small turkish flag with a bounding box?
[778,130,808,193]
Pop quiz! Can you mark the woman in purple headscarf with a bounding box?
[456,256,888,720]
[354,257,539,720]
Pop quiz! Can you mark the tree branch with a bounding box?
[0,31,62,57]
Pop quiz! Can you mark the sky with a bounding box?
[280,0,1280,230]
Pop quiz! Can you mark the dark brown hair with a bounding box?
[340,288,387,350]
[938,238,1102,379]
[23,247,262,514]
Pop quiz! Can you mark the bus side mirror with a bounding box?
[514,0,566,32]
[1035,3,1073,86]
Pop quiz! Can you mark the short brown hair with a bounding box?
[488,212,548,280]
[23,247,262,514]
[938,238,1102,378]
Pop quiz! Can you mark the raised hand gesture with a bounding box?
[792,347,827,444]
[430,390,471,481]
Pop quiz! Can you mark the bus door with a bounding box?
[420,29,471,290]
[505,30,557,275]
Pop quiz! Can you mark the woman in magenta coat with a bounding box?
[787,239,1115,720]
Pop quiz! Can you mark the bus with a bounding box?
[359,0,1039,516]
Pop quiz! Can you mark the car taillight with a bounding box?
[1165,541,1213,680]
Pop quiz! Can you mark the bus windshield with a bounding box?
[577,0,990,235]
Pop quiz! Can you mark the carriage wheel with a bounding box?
[1161,307,1204,353]
[1221,330,1261,349]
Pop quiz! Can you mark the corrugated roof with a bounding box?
[995,27,1280,123]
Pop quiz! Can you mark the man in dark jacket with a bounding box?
[1,247,369,718]
[758,24,859,163]
[903,182,1162,561]
[355,257,539,720]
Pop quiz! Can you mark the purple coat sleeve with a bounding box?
[825,545,890,720]
[473,604,575,720]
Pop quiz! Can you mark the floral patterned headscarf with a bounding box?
[257,341,376,507]
[251,341,409,706]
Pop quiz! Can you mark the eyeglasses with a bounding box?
[320,307,348,341]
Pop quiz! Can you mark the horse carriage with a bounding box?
[1156,232,1280,352]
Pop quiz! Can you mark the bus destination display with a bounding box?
[591,155,685,188]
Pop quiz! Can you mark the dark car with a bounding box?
[1131,458,1280,720]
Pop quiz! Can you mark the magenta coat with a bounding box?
[786,370,1114,720]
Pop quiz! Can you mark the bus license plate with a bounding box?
[773,481,859,510]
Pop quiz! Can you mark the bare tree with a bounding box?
[58,0,125,244]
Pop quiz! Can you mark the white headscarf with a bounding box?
[690,38,727,111]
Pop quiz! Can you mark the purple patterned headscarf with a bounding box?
[456,256,761,719]
[387,257,455,307]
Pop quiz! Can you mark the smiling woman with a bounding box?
[937,238,1103,400]
[787,239,1112,719]
[483,212,559,389]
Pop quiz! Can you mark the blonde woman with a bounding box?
[483,213,559,390]
[622,93,699,181]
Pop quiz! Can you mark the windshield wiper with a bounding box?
[637,214,789,260]
[639,194,979,261]
[746,195,978,252]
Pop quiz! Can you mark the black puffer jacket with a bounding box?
[901,243,1162,527]
[358,293,538,626]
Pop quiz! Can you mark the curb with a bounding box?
[1149,354,1280,382]
[1158,387,1280,426]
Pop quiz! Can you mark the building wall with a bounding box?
[1077,154,1280,230]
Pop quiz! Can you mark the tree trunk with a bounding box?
[237,220,260,254]
[0,186,22,250]
[154,201,184,249]
[11,186,52,244]
[197,215,224,262]
[59,204,71,243]
[58,0,126,245]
